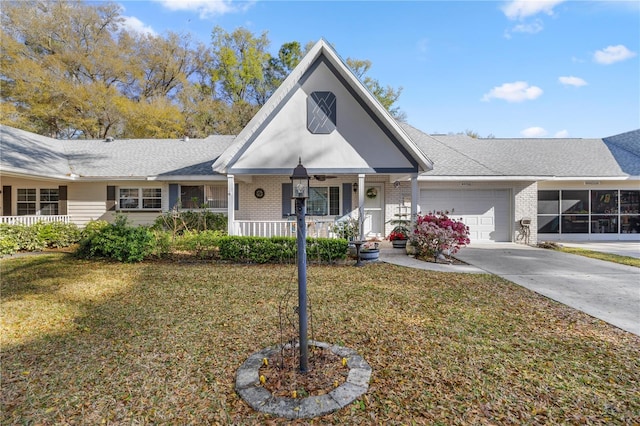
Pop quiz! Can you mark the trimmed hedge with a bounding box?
[216,236,348,264]
[174,230,225,258]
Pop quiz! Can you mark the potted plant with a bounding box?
[388,225,410,249]
[359,241,380,261]
[387,205,411,249]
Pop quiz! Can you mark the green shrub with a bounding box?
[0,223,45,251]
[174,230,224,258]
[33,222,81,248]
[0,221,81,255]
[81,220,110,239]
[0,226,19,256]
[76,216,156,263]
[216,236,347,264]
[152,230,172,258]
[152,210,227,235]
[307,238,349,262]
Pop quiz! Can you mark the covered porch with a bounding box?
[225,173,420,240]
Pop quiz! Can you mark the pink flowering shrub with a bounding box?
[411,211,470,259]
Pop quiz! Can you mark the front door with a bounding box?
[363,184,384,238]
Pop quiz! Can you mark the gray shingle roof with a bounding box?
[402,123,639,178]
[1,125,234,180]
[2,124,637,180]
[603,129,640,176]
[1,126,72,178]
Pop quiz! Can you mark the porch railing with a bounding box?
[234,218,337,238]
[0,215,71,226]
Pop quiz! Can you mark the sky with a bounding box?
[117,0,639,138]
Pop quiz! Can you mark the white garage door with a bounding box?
[419,189,511,242]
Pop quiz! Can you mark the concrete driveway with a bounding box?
[455,243,640,336]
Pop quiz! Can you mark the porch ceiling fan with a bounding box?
[313,175,337,181]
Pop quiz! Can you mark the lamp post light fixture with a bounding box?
[291,158,310,373]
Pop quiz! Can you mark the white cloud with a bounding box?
[554,130,570,138]
[121,16,157,36]
[511,19,544,34]
[153,0,251,18]
[593,45,637,65]
[558,76,587,87]
[521,127,547,137]
[482,81,543,102]
[501,0,566,20]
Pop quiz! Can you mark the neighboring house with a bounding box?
[1,40,638,244]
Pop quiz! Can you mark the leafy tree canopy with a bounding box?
[1,0,406,139]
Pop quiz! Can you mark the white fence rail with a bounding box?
[234,219,337,238]
[0,215,71,226]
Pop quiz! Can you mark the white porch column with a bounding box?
[227,174,235,236]
[411,174,419,225]
[358,173,365,241]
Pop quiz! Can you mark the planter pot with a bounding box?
[359,249,380,261]
[391,239,407,249]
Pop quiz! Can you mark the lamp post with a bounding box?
[291,158,310,373]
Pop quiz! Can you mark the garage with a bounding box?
[419,189,511,242]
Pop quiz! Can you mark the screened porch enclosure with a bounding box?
[538,189,640,235]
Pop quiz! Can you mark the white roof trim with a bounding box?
[418,175,635,182]
[211,39,433,174]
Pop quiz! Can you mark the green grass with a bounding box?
[2,254,639,424]
[557,247,640,268]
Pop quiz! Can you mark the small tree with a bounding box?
[331,215,359,241]
[411,211,470,260]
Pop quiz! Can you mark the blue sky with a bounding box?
[118,0,639,138]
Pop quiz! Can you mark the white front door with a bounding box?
[363,184,384,237]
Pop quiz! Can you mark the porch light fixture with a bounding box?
[290,158,310,199]
[290,158,310,373]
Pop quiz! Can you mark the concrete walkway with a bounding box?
[379,243,639,336]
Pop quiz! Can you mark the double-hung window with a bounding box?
[118,188,161,210]
[16,188,59,215]
[40,189,59,215]
[17,189,37,215]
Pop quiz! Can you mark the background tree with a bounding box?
[1,0,126,137]
[1,1,407,139]
[346,58,406,121]
[451,130,496,139]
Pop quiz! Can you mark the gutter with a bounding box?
[417,175,633,182]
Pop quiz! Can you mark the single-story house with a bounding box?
[1,40,639,244]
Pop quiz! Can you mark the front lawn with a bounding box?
[557,247,640,268]
[2,254,639,424]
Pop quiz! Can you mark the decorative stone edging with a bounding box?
[235,341,371,419]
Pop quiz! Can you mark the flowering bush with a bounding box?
[411,211,470,260]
